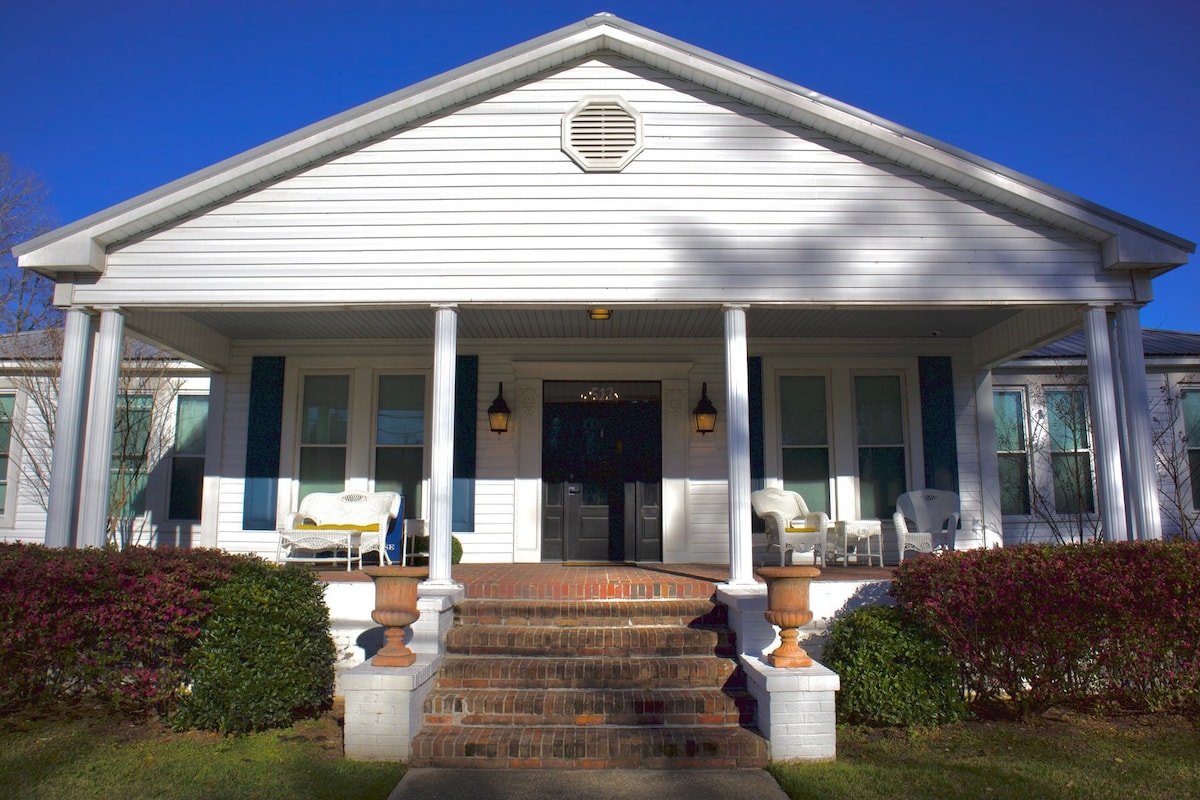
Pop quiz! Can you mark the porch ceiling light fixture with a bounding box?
[692,382,718,435]
[487,383,512,434]
[588,308,612,321]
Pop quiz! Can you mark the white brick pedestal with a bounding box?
[716,582,842,762]
[740,655,839,761]
[341,583,463,761]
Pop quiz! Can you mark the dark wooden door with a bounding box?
[542,384,661,562]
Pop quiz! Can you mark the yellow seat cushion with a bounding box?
[784,526,819,533]
[294,523,380,532]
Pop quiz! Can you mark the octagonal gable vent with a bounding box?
[562,96,643,173]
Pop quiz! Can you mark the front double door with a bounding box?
[541,381,662,562]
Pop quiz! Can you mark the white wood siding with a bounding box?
[84,56,1121,309]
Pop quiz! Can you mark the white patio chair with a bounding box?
[893,489,960,561]
[751,487,829,567]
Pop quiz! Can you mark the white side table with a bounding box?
[829,519,884,567]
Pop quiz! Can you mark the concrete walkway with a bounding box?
[390,768,790,799]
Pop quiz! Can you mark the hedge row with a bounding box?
[890,541,1200,716]
[0,543,336,732]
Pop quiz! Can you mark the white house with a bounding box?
[13,15,1195,582]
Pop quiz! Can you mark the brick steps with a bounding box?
[433,654,740,689]
[424,686,754,727]
[410,590,767,769]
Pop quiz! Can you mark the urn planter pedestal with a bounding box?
[363,566,428,667]
[757,565,820,668]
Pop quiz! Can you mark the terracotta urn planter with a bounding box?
[363,566,428,667]
[757,565,820,668]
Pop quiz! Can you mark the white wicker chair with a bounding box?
[893,489,960,561]
[751,487,829,567]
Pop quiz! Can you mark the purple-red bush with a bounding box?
[0,543,241,714]
[891,541,1200,716]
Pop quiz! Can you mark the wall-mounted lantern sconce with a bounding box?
[692,382,718,435]
[588,308,612,321]
[487,383,512,434]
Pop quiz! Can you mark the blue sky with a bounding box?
[4,0,1198,331]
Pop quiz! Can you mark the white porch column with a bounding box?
[1115,306,1162,540]
[427,305,458,586]
[723,304,755,585]
[45,308,95,548]
[77,308,124,548]
[1083,306,1128,542]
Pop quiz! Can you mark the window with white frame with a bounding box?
[0,393,14,517]
[298,374,350,499]
[168,394,208,520]
[779,375,831,515]
[1180,388,1200,510]
[854,374,907,519]
[1045,388,1096,515]
[111,393,154,518]
[373,375,425,521]
[993,389,1032,515]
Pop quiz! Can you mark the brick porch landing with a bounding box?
[320,562,896,589]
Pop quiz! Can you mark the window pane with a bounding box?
[1183,390,1200,441]
[302,375,349,445]
[1190,450,1200,512]
[855,376,903,445]
[377,375,425,446]
[998,453,1030,515]
[782,448,830,515]
[779,376,827,446]
[174,395,209,455]
[375,447,423,520]
[115,395,153,458]
[169,457,204,519]
[1052,452,1095,514]
[859,447,906,519]
[0,394,14,452]
[994,391,1026,451]
[1047,390,1089,451]
[299,448,346,498]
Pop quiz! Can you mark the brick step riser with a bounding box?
[433,656,741,689]
[424,689,755,728]
[463,583,717,601]
[444,627,736,658]
[408,727,769,770]
[455,599,727,628]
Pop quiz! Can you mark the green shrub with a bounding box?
[823,604,965,727]
[173,559,336,734]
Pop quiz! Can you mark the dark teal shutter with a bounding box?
[918,356,959,493]
[243,356,285,530]
[452,356,478,532]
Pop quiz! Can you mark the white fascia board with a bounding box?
[16,234,105,275]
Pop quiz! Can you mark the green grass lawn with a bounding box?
[774,712,1200,800]
[2,704,1197,800]
[0,704,403,800]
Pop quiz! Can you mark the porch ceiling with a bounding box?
[178,305,1020,341]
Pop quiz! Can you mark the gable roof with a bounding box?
[16,13,1194,276]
